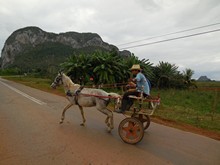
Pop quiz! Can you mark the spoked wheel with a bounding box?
[133,114,151,130]
[118,117,144,144]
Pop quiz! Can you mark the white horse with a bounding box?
[51,72,121,132]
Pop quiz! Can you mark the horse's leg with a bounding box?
[104,111,114,130]
[109,110,114,130]
[98,107,114,132]
[60,103,73,124]
[105,116,110,126]
[106,110,114,132]
[78,105,86,126]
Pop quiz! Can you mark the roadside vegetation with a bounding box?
[1,50,197,89]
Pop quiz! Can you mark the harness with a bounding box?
[66,86,117,105]
[66,86,84,105]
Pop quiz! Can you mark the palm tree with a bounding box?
[123,54,153,81]
[60,54,91,84]
[91,51,125,84]
[183,68,197,88]
[60,51,153,87]
[154,61,180,88]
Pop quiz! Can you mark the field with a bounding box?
[151,88,220,132]
[2,76,220,139]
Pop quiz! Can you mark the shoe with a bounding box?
[114,109,123,113]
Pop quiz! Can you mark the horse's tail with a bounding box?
[108,92,121,110]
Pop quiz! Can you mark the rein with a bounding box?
[80,93,120,99]
[67,92,120,99]
[67,92,159,103]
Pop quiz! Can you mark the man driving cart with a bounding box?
[115,64,151,113]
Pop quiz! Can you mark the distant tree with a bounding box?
[60,51,154,87]
[60,53,91,84]
[122,54,153,82]
[153,61,181,89]
[183,68,197,88]
[183,68,194,81]
[60,51,126,85]
[0,57,2,68]
[91,51,125,84]
[0,68,21,76]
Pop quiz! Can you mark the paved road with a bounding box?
[0,78,220,165]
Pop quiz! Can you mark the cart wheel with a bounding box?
[133,114,150,130]
[118,117,144,144]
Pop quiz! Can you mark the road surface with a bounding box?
[0,78,220,165]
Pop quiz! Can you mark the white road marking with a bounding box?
[0,80,46,105]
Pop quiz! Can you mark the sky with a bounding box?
[0,0,220,80]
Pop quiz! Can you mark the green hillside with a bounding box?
[9,42,113,75]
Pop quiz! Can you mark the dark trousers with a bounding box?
[121,91,148,112]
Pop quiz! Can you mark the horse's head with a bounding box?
[51,72,63,89]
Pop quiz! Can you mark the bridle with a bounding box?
[53,74,63,86]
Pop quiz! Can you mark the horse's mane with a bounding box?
[62,73,80,89]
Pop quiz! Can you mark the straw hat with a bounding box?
[130,64,141,71]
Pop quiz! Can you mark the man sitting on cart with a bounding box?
[115,64,151,113]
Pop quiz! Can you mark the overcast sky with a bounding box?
[1,0,220,80]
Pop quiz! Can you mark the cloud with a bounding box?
[0,0,220,80]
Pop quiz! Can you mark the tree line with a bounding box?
[60,50,197,89]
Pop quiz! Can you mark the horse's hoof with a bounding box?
[59,120,63,124]
[107,128,112,133]
[80,123,85,126]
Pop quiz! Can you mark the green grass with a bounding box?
[3,76,64,96]
[2,76,220,134]
[151,88,220,133]
[197,81,220,87]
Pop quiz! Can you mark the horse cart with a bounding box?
[115,94,160,144]
[51,72,160,145]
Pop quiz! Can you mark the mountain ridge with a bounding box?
[1,26,129,69]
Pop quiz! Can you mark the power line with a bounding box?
[119,28,220,50]
[117,22,220,47]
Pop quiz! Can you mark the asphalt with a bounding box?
[0,78,220,165]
